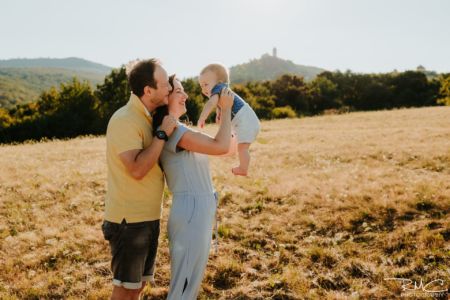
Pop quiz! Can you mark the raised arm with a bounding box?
[180,89,233,155]
[198,94,219,128]
[119,115,177,180]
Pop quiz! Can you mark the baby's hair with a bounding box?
[200,63,229,83]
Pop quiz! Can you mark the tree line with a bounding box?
[0,67,449,144]
[0,67,106,109]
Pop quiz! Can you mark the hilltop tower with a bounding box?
[272,47,277,58]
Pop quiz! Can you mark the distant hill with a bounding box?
[230,53,326,83]
[0,57,111,74]
[0,58,112,109]
[0,55,326,109]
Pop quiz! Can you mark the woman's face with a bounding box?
[168,79,188,117]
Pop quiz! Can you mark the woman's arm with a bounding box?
[219,132,237,156]
[178,89,233,155]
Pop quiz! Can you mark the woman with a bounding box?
[153,75,234,299]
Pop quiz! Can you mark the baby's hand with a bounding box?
[197,118,206,129]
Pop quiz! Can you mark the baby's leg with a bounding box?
[232,143,251,176]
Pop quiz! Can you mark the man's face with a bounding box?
[199,71,218,97]
[152,65,171,106]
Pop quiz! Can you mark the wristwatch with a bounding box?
[155,130,168,141]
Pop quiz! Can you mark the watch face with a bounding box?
[157,131,167,140]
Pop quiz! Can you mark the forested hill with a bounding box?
[0,57,111,74]
[230,53,326,83]
[0,58,112,109]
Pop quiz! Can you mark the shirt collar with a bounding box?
[129,93,152,120]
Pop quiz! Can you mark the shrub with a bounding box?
[272,106,296,119]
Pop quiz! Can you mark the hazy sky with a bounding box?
[1,0,449,78]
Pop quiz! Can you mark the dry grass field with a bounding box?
[0,107,449,299]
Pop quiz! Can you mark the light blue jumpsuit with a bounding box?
[160,124,218,299]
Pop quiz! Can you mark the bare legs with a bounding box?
[232,143,250,176]
[111,282,145,300]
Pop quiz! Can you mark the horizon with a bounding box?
[1,0,449,78]
[0,54,444,79]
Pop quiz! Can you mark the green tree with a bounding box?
[1,78,98,143]
[181,78,204,124]
[270,74,309,114]
[272,106,297,118]
[390,71,437,107]
[43,78,98,137]
[95,67,129,131]
[318,70,355,110]
[0,108,12,129]
[241,81,275,119]
[307,76,339,114]
[437,74,450,106]
[37,87,60,116]
[358,76,393,110]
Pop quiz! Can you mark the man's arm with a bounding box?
[119,115,176,180]
[119,139,165,180]
[198,95,219,128]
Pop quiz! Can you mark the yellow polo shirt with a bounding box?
[105,93,164,223]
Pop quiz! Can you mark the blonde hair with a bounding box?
[200,63,230,83]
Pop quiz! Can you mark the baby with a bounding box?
[198,63,260,176]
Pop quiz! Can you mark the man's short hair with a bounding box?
[200,63,229,83]
[128,59,160,97]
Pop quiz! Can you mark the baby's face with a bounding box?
[198,71,218,97]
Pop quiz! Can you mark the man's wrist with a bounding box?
[155,130,168,141]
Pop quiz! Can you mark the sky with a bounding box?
[1,0,449,78]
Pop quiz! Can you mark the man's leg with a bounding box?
[111,282,146,300]
[103,220,159,300]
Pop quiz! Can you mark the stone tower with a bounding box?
[272,47,277,58]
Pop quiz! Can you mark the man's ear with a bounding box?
[144,86,153,97]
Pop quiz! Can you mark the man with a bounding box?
[102,59,177,300]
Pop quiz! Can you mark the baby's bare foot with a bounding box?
[232,167,248,176]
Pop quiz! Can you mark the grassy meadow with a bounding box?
[0,107,449,299]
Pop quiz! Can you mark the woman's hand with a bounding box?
[215,107,221,124]
[218,88,233,110]
[160,115,177,136]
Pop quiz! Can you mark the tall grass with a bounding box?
[0,106,449,299]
